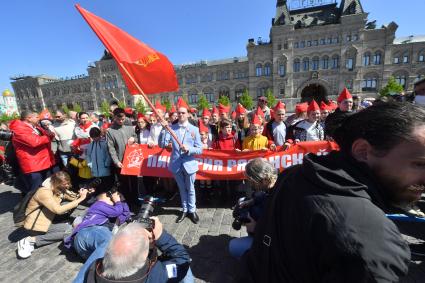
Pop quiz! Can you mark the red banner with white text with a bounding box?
[121,141,339,180]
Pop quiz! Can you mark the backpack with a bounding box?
[13,188,42,227]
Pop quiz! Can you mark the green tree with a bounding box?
[0,112,20,123]
[162,98,172,112]
[134,99,146,114]
[100,100,111,117]
[379,76,404,97]
[239,89,254,110]
[118,100,126,108]
[72,103,82,113]
[218,95,230,106]
[265,89,277,108]
[197,94,210,110]
[61,104,70,115]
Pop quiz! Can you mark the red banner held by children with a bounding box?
[121,141,339,180]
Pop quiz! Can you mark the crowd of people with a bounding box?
[2,77,425,282]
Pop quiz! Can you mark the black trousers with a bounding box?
[114,167,139,210]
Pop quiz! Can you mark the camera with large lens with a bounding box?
[132,196,156,232]
[232,197,253,230]
[0,130,12,141]
[83,177,102,190]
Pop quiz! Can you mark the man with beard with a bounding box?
[239,102,425,283]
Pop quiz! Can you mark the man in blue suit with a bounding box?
[159,102,203,223]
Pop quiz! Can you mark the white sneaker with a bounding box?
[17,236,33,259]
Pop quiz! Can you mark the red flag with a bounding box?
[76,5,178,95]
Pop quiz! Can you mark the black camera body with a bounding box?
[132,196,156,232]
[84,178,102,190]
[0,130,12,142]
[232,197,253,230]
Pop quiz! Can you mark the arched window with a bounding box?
[256,83,270,98]
[373,51,382,65]
[218,86,230,98]
[312,57,319,70]
[394,73,408,89]
[203,87,215,102]
[235,85,247,101]
[264,63,272,76]
[256,64,263,77]
[332,55,340,69]
[278,63,286,77]
[321,56,329,69]
[293,59,300,72]
[345,49,357,71]
[188,90,198,104]
[363,52,371,66]
[302,58,310,71]
[396,76,407,89]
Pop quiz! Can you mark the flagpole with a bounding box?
[118,62,183,148]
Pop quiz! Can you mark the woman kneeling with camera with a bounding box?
[17,171,88,259]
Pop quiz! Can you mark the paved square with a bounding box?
[0,184,424,282]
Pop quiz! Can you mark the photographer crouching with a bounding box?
[84,208,193,282]
[229,158,277,259]
[65,187,131,283]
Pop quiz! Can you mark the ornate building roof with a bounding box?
[2,89,13,97]
[273,0,364,28]
[394,35,425,44]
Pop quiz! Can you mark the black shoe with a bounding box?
[188,212,199,224]
[176,212,187,223]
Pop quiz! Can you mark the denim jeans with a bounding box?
[173,169,196,213]
[181,267,194,283]
[73,226,112,283]
[229,236,253,259]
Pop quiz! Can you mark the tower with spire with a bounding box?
[274,0,291,26]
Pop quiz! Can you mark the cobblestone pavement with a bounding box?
[0,184,424,283]
[0,184,245,283]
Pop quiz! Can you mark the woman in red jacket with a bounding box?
[212,119,240,150]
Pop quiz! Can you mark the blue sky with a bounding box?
[1,0,424,93]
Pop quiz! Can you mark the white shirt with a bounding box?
[296,120,321,141]
[139,129,150,144]
[272,121,287,146]
[148,123,163,145]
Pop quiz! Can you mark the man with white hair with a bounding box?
[85,218,192,282]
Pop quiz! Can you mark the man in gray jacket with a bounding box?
[106,108,137,210]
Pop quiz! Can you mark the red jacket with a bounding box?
[9,120,56,174]
[212,133,240,150]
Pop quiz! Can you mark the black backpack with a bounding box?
[13,188,42,227]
